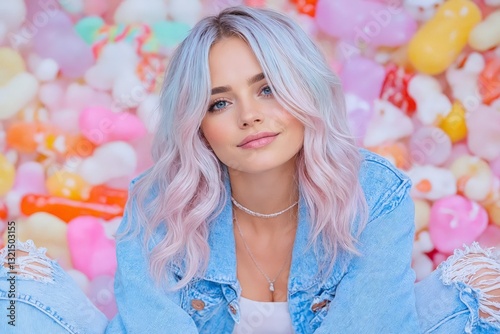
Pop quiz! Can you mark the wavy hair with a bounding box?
[120,6,368,289]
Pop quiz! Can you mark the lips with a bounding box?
[237,132,279,147]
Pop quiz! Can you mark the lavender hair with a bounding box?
[119,6,369,289]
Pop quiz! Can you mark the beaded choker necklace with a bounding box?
[230,196,298,219]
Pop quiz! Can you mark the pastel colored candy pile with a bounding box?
[314,0,500,280]
[0,0,499,316]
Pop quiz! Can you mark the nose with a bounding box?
[238,99,263,128]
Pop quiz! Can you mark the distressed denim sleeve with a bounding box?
[315,182,420,334]
[105,180,199,334]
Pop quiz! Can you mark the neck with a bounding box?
[228,160,299,234]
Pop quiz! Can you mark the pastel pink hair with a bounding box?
[120,6,368,289]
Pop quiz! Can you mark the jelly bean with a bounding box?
[88,185,128,207]
[0,48,25,85]
[46,171,90,201]
[0,72,39,120]
[408,0,482,75]
[469,11,500,52]
[0,154,15,196]
[429,195,488,254]
[439,102,467,143]
[14,212,71,268]
[21,194,124,222]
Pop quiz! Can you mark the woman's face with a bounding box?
[200,37,304,175]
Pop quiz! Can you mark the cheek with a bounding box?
[200,121,227,149]
[281,113,305,142]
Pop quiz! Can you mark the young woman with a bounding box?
[1,5,500,334]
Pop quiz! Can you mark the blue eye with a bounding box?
[208,99,229,112]
[261,85,273,96]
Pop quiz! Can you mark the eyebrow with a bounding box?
[210,72,265,95]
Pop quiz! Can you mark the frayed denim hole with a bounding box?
[439,242,500,332]
[0,240,54,283]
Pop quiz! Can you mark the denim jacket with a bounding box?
[105,149,420,334]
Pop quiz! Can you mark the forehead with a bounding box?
[208,37,263,84]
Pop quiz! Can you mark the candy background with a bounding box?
[0,0,499,319]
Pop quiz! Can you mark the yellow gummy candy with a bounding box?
[408,0,482,75]
[0,154,15,196]
[0,48,25,86]
[439,101,467,143]
[46,171,90,201]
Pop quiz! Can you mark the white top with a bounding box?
[232,297,294,334]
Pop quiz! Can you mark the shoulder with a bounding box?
[129,168,152,189]
[117,168,163,243]
[358,148,412,223]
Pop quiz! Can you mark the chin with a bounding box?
[227,156,298,175]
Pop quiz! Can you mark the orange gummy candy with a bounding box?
[21,194,124,222]
[88,185,128,207]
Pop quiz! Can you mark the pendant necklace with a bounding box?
[234,215,290,292]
